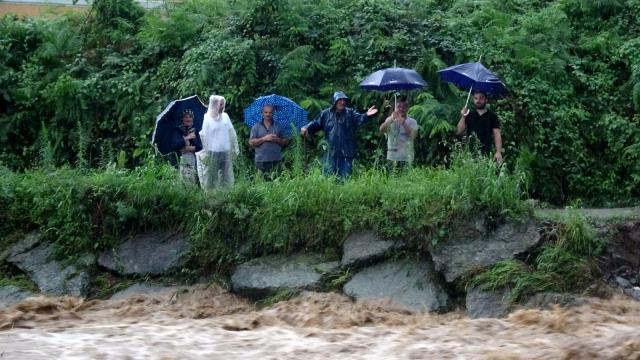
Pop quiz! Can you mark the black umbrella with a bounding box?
[151,95,207,155]
[437,59,508,106]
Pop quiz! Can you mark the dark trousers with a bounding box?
[386,160,410,174]
[324,156,353,179]
[256,161,281,177]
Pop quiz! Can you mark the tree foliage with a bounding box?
[0,0,639,205]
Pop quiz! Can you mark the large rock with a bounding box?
[429,218,541,282]
[0,285,35,308]
[523,292,587,309]
[465,287,511,319]
[343,258,450,312]
[341,231,402,268]
[231,254,339,298]
[98,232,191,276]
[7,235,93,297]
[110,283,178,301]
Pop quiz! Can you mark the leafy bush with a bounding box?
[0,0,639,205]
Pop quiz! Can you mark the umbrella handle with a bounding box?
[465,54,482,107]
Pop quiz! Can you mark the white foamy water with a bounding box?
[1,286,639,359]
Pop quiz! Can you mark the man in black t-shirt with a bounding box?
[456,91,503,163]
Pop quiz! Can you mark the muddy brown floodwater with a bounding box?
[0,285,639,359]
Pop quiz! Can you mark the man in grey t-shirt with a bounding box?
[249,105,289,174]
[379,99,418,170]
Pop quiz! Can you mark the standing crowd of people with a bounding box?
[171,90,502,190]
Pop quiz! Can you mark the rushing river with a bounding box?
[0,285,639,359]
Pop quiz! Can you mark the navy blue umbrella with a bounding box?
[244,94,307,137]
[359,67,428,91]
[152,95,207,155]
[437,62,508,102]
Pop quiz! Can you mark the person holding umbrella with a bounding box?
[457,90,503,164]
[379,97,418,171]
[437,60,507,164]
[196,95,239,191]
[171,109,203,184]
[300,91,378,179]
[249,104,289,175]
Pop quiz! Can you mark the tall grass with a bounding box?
[0,152,530,268]
[469,210,602,302]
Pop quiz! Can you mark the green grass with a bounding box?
[255,289,301,308]
[469,210,602,302]
[0,152,531,271]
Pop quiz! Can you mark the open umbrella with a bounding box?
[151,95,207,155]
[243,94,307,137]
[437,61,508,105]
[359,62,428,108]
[359,67,428,92]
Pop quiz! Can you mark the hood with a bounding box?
[332,91,349,106]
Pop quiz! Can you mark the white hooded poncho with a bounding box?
[196,95,239,190]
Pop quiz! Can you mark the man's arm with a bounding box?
[493,128,503,164]
[354,106,378,127]
[403,120,418,139]
[248,125,262,147]
[379,117,393,133]
[277,125,290,146]
[301,111,325,137]
[457,107,469,135]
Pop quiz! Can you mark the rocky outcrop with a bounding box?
[98,232,190,276]
[341,231,402,269]
[110,283,179,301]
[7,234,93,297]
[0,285,34,308]
[429,218,541,282]
[465,287,512,319]
[231,254,339,298]
[522,292,588,309]
[343,258,449,312]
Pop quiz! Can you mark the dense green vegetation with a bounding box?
[1,0,638,205]
[0,153,529,270]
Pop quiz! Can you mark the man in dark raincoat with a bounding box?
[301,91,378,179]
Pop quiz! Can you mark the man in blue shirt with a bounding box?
[249,104,289,174]
[300,91,378,179]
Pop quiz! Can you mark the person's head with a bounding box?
[394,98,409,117]
[332,91,349,112]
[262,105,274,122]
[181,109,194,127]
[206,95,226,119]
[472,91,488,110]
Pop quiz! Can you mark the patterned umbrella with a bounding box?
[244,94,307,137]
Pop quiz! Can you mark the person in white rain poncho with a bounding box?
[196,95,239,190]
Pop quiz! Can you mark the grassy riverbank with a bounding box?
[0,154,529,267]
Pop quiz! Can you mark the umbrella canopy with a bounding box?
[359,67,428,92]
[151,95,207,155]
[244,94,307,137]
[437,62,508,97]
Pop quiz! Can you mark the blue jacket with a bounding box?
[171,125,203,153]
[305,107,369,158]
